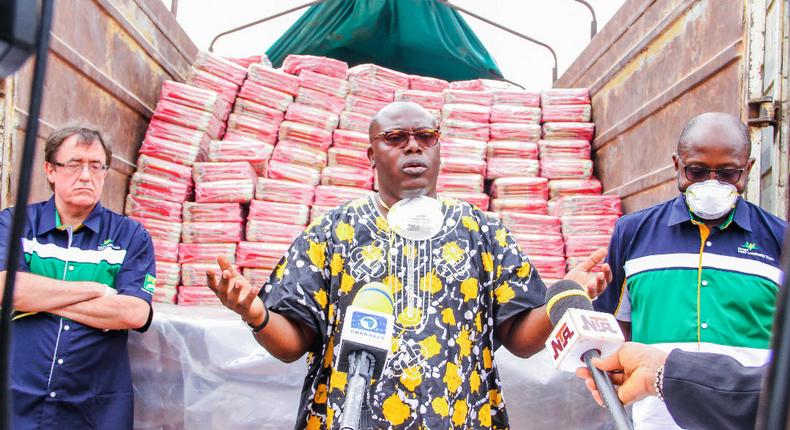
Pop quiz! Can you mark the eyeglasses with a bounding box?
[679,160,745,184]
[373,128,440,149]
[52,160,109,177]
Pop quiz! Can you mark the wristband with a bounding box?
[246,307,270,333]
[654,365,665,402]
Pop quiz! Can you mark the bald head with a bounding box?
[677,112,751,161]
[368,101,437,140]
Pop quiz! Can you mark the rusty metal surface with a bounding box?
[8,0,197,213]
[556,0,746,214]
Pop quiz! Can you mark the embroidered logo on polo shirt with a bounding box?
[143,274,156,294]
[98,239,121,252]
[738,241,774,261]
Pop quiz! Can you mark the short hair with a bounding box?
[677,112,750,159]
[45,126,112,165]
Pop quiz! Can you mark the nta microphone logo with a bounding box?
[580,315,618,334]
[551,323,575,360]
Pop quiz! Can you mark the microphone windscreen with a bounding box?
[546,279,593,326]
[351,282,394,315]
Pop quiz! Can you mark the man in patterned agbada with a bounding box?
[208,102,611,429]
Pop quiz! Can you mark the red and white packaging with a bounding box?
[490,198,548,214]
[486,140,539,159]
[206,138,274,166]
[193,51,248,86]
[255,177,315,204]
[493,90,541,107]
[540,88,590,106]
[565,256,604,273]
[285,103,340,130]
[246,220,305,243]
[489,123,541,141]
[145,119,209,148]
[491,177,549,199]
[310,205,334,221]
[296,87,346,114]
[538,140,591,159]
[226,54,270,69]
[178,243,238,264]
[153,285,178,304]
[247,63,300,96]
[490,105,542,124]
[441,104,491,123]
[192,162,256,183]
[561,215,618,236]
[236,241,291,269]
[267,159,321,186]
[299,69,349,98]
[195,179,255,203]
[564,234,612,257]
[177,286,221,306]
[132,216,182,243]
[136,155,193,186]
[333,129,369,149]
[530,255,567,278]
[226,113,280,143]
[231,99,286,126]
[395,89,445,110]
[313,185,373,207]
[272,140,327,170]
[186,68,240,105]
[540,159,594,179]
[328,146,372,169]
[182,202,244,223]
[156,261,181,286]
[501,212,562,236]
[550,195,622,217]
[180,263,220,287]
[139,135,203,167]
[249,200,311,225]
[541,105,592,123]
[542,122,595,141]
[449,79,486,91]
[129,172,190,203]
[152,238,179,263]
[348,78,399,102]
[440,120,489,141]
[338,111,373,133]
[238,80,294,112]
[282,55,348,79]
[409,75,449,92]
[436,173,484,193]
[441,156,487,175]
[486,158,540,179]
[440,138,487,159]
[441,191,489,210]
[513,233,565,257]
[159,80,225,119]
[343,95,390,117]
[348,64,410,88]
[181,222,244,243]
[244,268,274,288]
[548,178,603,199]
[125,194,182,223]
[278,121,333,150]
[443,89,493,106]
[152,99,222,139]
[321,165,374,189]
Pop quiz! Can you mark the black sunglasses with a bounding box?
[373,128,440,149]
[679,160,745,184]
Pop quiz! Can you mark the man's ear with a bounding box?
[745,157,756,174]
[367,146,375,168]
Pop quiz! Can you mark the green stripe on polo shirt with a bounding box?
[25,253,121,287]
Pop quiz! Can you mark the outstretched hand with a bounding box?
[563,248,612,299]
[206,255,264,324]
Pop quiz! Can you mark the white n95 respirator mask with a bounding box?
[684,180,738,220]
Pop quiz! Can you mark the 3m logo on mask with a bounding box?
[738,241,773,261]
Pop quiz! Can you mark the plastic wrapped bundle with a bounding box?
[136,155,193,185]
[226,113,280,143]
[343,95,390,117]
[443,89,493,106]
[278,121,333,150]
[226,54,270,69]
[282,54,348,79]
[125,194,182,223]
[310,205,334,221]
[490,198,548,214]
[489,123,541,141]
[486,158,540,179]
[513,233,565,257]
[236,241,291,269]
[232,99,285,126]
[487,140,539,159]
[551,195,622,217]
[156,261,181,286]
[246,220,305,243]
[255,177,315,204]
[441,157,487,175]
[238,81,293,112]
[298,69,349,98]
[192,162,256,183]
[178,243,238,264]
[409,75,449,92]
[441,191,489,210]
[530,255,567,278]
[565,256,604,273]
[490,105,541,124]
[548,178,603,199]
[327,146,372,169]
[193,51,248,86]
[436,173,484,193]
[394,90,445,110]
[440,138,487,159]
[186,68,239,105]
[449,79,487,91]
[206,137,274,164]
[564,234,612,257]
[441,104,491,123]
[129,172,190,203]
[540,159,594,179]
[145,119,209,148]
[338,111,373,133]
[320,165,374,189]
[314,185,373,207]
[153,285,178,304]
[272,141,327,170]
[542,122,595,141]
[244,268,274,288]
[493,90,541,107]
[348,64,410,88]
[285,103,339,130]
[132,216,182,243]
[159,80,225,119]
[296,87,346,114]
[182,202,244,223]
[180,263,220,287]
[540,88,591,106]
[561,215,618,236]
[181,222,244,243]
[139,135,202,167]
[267,159,321,186]
[177,286,222,306]
[348,78,399,102]
[501,213,562,236]
[333,129,369,149]
[152,99,223,139]
[195,179,255,203]
[538,140,591,159]
[491,177,548,199]
[249,200,310,225]
[542,105,592,123]
[152,238,179,263]
[440,120,489,141]
[247,63,300,96]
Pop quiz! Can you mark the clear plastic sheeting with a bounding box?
[130,305,620,430]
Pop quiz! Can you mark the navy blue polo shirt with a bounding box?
[0,196,156,429]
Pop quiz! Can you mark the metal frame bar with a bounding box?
[572,0,598,39]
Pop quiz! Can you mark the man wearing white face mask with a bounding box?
[594,112,787,429]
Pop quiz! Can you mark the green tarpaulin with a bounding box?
[266,0,504,81]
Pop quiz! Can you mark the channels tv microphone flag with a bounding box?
[545,280,633,430]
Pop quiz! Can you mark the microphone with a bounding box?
[544,280,633,430]
[338,282,395,430]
